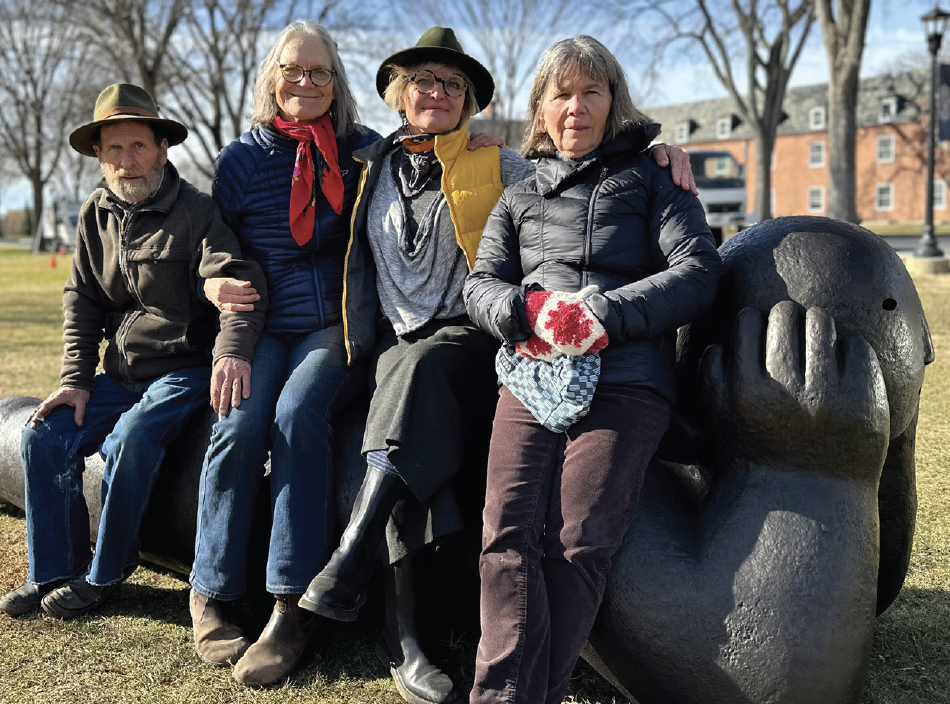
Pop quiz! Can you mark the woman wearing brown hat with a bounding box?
[297,27,695,704]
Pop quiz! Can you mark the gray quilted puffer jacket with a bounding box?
[464,123,722,402]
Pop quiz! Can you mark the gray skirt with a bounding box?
[362,316,499,563]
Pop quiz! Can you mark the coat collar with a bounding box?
[535,122,661,196]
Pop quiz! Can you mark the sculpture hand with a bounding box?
[700,301,890,472]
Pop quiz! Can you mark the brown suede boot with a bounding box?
[233,594,319,687]
[190,588,250,667]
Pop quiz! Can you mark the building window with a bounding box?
[809,141,826,168]
[807,187,825,213]
[714,156,731,176]
[809,107,826,130]
[875,183,894,211]
[877,135,895,164]
[675,122,690,143]
[771,151,777,171]
[879,97,898,123]
[936,179,947,210]
[716,117,731,139]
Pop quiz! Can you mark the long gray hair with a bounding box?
[250,20,360,136]
[521,35,649,158]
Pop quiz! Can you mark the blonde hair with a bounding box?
[521,35,649,158]
[381,62,479,130]
[250,20,360,136]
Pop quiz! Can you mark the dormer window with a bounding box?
[879,96,898,123]
[809,107,826,130]
[674,122,690,143]
[716,117,731,139]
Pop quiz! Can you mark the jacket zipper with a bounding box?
[583,165,609,288]
[116,208,147,383]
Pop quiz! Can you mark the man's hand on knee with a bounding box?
[28,387,91,429]
[211,356,252,416]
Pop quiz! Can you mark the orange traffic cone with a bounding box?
[49,252,56,268]
[59,245,66,257]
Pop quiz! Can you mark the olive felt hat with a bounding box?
[375,27,495,111]
[69,83,189,157]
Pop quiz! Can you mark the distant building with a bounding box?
[645,70,945,225]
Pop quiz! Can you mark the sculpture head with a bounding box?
[677,216,934,442]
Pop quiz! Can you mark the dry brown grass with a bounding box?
[0,247,947,704]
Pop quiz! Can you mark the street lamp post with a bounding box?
[916,5,950,258]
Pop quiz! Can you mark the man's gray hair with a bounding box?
[521,35,649,159]
[381,62,479,130]
[250,20,361,136]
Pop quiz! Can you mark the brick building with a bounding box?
[644,70,947,225]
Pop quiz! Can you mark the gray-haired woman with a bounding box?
[464,35,722,704]
[189,20,379,687]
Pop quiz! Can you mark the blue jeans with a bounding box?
[21,368,210,587]
[190,325,352,599]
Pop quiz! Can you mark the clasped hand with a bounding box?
[517,286,608,360]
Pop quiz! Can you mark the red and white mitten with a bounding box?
[516,289,562,360]
[532,285,609,356]
[515,334,562,361]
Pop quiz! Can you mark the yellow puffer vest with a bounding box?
[433,126,504,269]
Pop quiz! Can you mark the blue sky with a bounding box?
[0,1,943,216]
[642,1,936,108]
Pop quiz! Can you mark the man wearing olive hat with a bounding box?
[0,83,268,620]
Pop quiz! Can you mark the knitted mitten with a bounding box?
[531,285,608,356]
[516,290,561,360]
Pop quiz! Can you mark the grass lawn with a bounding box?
[0,246,947,704]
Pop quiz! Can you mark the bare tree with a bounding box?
[56,0,189,101]
[613,0,815,221]
[0,0,89,251]
[393,0,577,147]
[817,0,870,223]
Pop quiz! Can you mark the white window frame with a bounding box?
[771,151,777,171]
[877,135,895,164]
[809,107,826,130]
[935,179,947,210]
[716,117,731,139]
[808,141,826,168]
[875,182,894,211]
[770,188,776,215]
[674,122,690,144]
[879,97,898,123]
[807,186,825,213]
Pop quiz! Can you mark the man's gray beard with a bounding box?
[102,158,164,204]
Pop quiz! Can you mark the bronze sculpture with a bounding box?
[0,216,932,703]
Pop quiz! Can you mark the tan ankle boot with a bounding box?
[233,594,319,687]
[190,587,250,667]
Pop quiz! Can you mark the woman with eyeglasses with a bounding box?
[295,26,696,704]
[187,20,380,686]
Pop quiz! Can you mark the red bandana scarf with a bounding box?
[272,114,344,246]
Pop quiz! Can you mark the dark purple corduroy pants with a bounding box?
[470,383,671,704]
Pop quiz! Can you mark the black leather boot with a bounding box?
[298,468,403,621]
[376,557,459,704]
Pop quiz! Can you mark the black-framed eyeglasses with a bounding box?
[278,63,336,87]
[409,70,468,99]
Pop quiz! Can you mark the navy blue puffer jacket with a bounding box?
[212,124,380,335]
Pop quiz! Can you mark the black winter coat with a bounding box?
[463,124,722,402]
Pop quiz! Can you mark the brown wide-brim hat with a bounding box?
[376,27,494,113]
[69,83,189,157]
